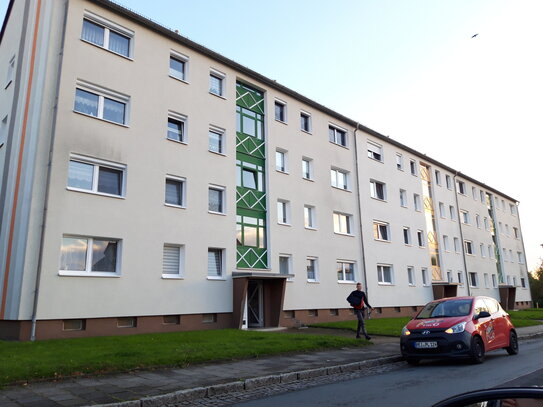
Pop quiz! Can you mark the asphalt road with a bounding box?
[232,337,543,407]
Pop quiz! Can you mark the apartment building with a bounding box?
[0,0,531,340]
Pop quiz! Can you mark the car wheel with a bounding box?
[405,358,420,365]
[505,331,519,355]
[470,336,485,364]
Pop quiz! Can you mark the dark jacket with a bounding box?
[346,290,371,309]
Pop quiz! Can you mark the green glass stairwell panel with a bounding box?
[237,246,268,269]
[237,187,266,211]
[236,83,264,114]
[236,132,266,159]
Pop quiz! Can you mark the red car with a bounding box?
[400,296,518,364]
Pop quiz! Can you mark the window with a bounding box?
[414,194,422,211]
[484,217,490,231]
[165,177,185,207]
[457,272,464,286]
[480,190,485,203]
[279,255,291,276]
[417,230,425,247]
[491,274,497,288]
[460,210,470,225]
[331,168,349,190]
[302,158,313,180]
[304,205,316,229]
[403,227,412,245]
[163,244,184,277]
[480,243,485,257]
[300,112,311,132]
[435,170,441,185]
[329,125,347,146]
[377,264,393,284]
[236,215,266,248]
[276,149,287,172]
[333,212,352,235]
[274,100,286,122]
[471,186,477,200]
[465,240,474,255]
[456,180,466,195]
[409,159,417,176]
[63,319,86,331]
[469,272,478,287]
[209,69,225,97]
[488,244,493,259]
[498,222,503,234]
[277,200,290,225]
[396,153,404,170]
[447,271,453,283]
[337,261,355,282]
[443,235,450,251]
[307,257,318,281]
[439,202,446,218]
[208,248,223,277]
[421,268,429,286]
[510,204,516,215]
[202,314,217,323]
[449,205,456,221]
[237,105,263,139]
[167,112,186,143]
[117,317,136,328]
[169,51,188,81]
[373,221,390,241]
[505,224,510,236]
[81,14,133,57]
[509,249,514,261]
[74,82,128,125]
[446,175,452,190]
[400,189,408,208]
[5,55,14,88]
[67,155,125,197]
[59,235,119,275]
[407,266,415,286]
[208,186,225,214]
[475,214,481,228]
[484,273,489,288]
[513,227,519,238]
[521,277,526,288]
[502,199,506,210]
[370,180,386,200]
[454,237,460,253]
[209,126,224,154]
[367,141,382,161]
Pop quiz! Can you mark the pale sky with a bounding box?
[2,1,542,270]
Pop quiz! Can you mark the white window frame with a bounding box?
[439,202,446,218]
[304,205,316,229]
[277,199,290,225]
[475,214,481,228]
[208,184,226,214]
[464,240,474,255]
[279,254,292,279]
[306,257,319,282]
[165,175,186,208]
[209,68,226,98]
[208,125,225,155]
[274,99,287,123]
[400,189,408,208]
[74,80,130,125]
[469,272,478,288]
[302,157,313,180]
[396,153,404,171]
[480,190,486,203]
[333,212,353,235]
[59,235,121,277]
[370,179,387,201]
[207,248,225,279]
[367,141,383,162]
[162,244,185,278]
[513,227,519,239]
[167,111,187,144]
[456,180,466,195]
[337,260,356,282]
[407,266,415,286]
[81,12,134,58]
[447,270,453,283]
[276,149,288,173]
[518,251,524,264]
[457,271,464,286]
[446,175,452,190]
[403,227,412,245]
[329,124,348,147]
[417,230,425,247]
[449,205,456,221]
[480,243,485,258]
[484,273,489,288]
[331,168,350,190]
[510,204,516,216]
[443,235,450,251]
[169,50,189,82]
[377,264,394,285]
[300,111,312,133]
[454,237,460,253]
[492,274,497,288]
[414,194,422,212]
[409,159,417,176]
[373,221,390,242]
[67,154,126,198]
[434,170,441,185]
[460,210,470,225]
[422,268,429,286]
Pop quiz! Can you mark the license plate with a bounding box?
[415,341,438,349]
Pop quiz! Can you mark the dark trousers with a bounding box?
[354,309,368,338]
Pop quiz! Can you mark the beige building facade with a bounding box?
[0,0,531,340]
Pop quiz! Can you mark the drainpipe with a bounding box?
[352,123,369,295]
[30,0,68,341]
[453,171,471,296]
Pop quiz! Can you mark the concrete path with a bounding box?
[0,325,541,407]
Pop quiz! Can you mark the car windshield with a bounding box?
[416,299,473,319]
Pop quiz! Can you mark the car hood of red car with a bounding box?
[407,316,469,330]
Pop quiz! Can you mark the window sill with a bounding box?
[80,38,134,60]
[301,129,312,135]
[374,239,391,243]
[276,169,289,175]
[207,276,226,281]
[275,119,288,125]
[307,280,319,284]
[209,150,227,157]
[73,110,129,128]
[209,91,226,100]
[59,271,120,277]
[66,187,125,200]
[408,284,416,287]
[165,203,186,209]
[337,280,356,284]
[367,157,384,164]
[334,232,354,237]
[304,226,318,231]
[370,197,387,202]
[302,177,314,182]
[329,141,349,149]
[208,211,226,216]
[278,222,291,227]
[166,137,188,145]
[378,282,394,286]
[162,275,184,279]
[169,74,189,84]
[331,186,351,193]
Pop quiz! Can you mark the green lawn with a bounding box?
[311,317,411,337]
[0,329,367,386]
[508,309,543,320]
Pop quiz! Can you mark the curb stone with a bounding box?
[84,355,403,407]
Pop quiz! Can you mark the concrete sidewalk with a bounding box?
[1,325,542,407]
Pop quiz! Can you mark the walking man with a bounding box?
[346,282,373,340]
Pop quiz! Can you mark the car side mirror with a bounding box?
[474,311,491,319]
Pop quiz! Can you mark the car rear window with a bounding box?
[416,299,473,319]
